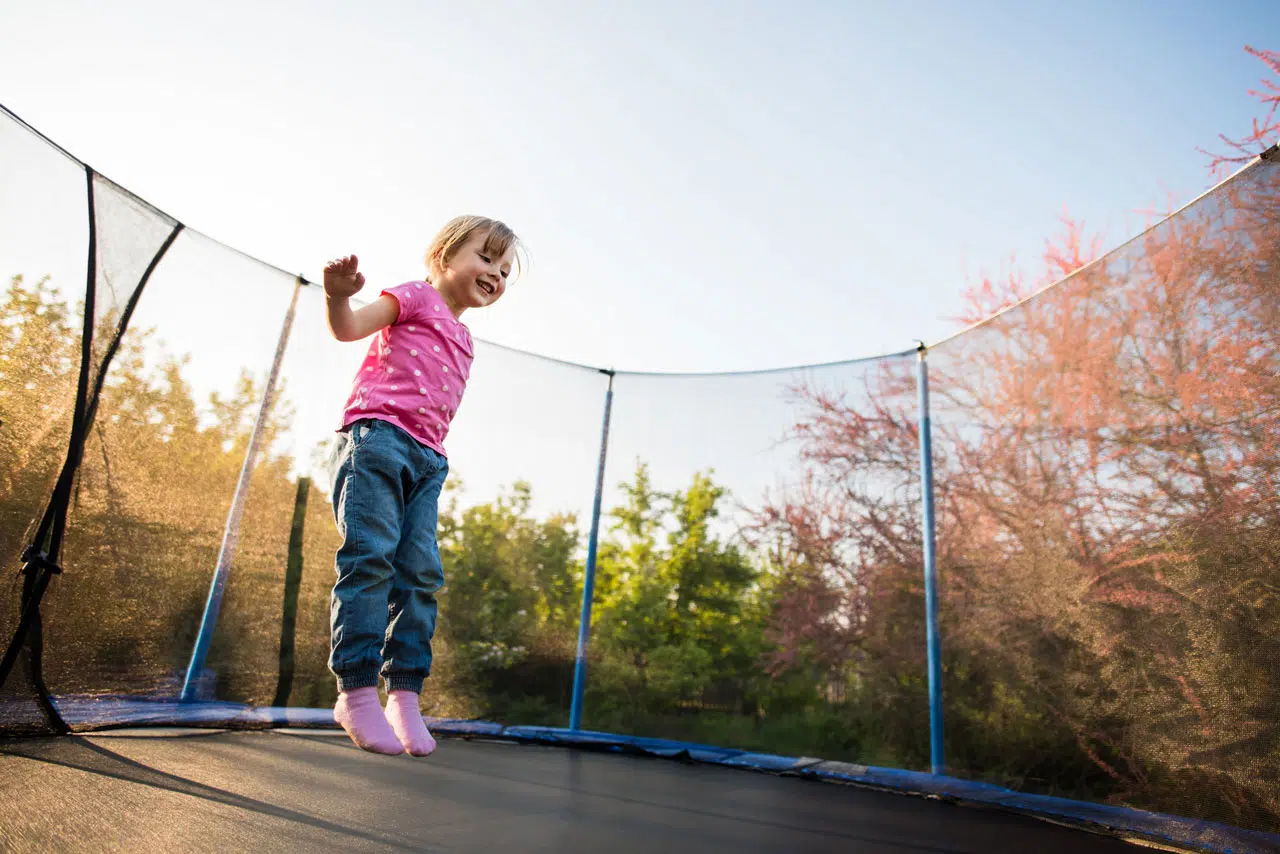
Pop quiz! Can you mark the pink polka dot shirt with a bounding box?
[338,281,473,456]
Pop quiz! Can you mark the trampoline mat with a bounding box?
[0,729,1138,853]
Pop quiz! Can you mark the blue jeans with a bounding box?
[328,418,449,694]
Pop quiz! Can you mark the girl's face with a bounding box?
[435,229,514,316]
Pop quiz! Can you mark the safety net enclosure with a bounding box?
[925,155,1280,837]
[1,102,1278,854]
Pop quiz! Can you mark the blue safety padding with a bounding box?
[45,695,514,735]
[718,752,819,773]
[27,696,1280,854]
[803,762,1280,854]
[426,719,506,737]
[500,725,750,763]
[806,761,1010,797]
[49,695,297,727]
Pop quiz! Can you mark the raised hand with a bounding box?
[324,255,366,299]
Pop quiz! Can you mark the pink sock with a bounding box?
[334,687,404,755]
[385,691,437,757]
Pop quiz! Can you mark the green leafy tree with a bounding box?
[434,479,583,720]
[591,462,760,718]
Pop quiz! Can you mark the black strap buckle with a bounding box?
[20,545,63,576]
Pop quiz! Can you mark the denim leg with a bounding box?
[328,421,407,691]
[382,450,449,694]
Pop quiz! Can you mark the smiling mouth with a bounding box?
[477,281,495,296]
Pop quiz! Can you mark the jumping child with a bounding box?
[322,215,520,755]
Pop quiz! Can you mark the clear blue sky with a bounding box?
[2,0,1275,373]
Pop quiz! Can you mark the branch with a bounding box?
[1201,46,1280,176]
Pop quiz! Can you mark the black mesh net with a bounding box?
[21,226,288,713]
[927,158,1280,831]
[582,357,922,763]
[0,111,183,731]
[0,109,87,732]
[0,112,85,573]
[1,101,1278,840]
[215,285,611,719]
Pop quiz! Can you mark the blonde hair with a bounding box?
[424,215,523,281]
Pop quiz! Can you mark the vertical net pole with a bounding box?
[916,342,945,775]
[180,277,304,702]
[569,369,615,731]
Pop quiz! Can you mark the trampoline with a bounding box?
[4,726,1146,854]
[2,100,1279,854]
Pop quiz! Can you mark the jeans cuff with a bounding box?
[385,673,425,694]
[335,668,380,692]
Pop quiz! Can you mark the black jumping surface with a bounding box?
[1,729,1137,852]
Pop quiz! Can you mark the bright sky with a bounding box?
[2,1,1277,529]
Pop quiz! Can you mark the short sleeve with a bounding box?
[380,281,429,325]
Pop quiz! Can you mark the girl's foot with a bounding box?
[385,691,437,756]
[334,687,404,755]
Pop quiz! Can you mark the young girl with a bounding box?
[322,215,520,756]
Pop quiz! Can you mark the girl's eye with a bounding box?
[479,253,491,263]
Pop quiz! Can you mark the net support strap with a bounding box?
[0,167,184,727]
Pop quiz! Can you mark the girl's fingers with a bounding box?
[324,255,359,275]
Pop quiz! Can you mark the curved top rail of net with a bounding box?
[7,100,1271,379]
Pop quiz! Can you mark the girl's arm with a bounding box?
[323,254,400,341]
[327,293,399,341]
